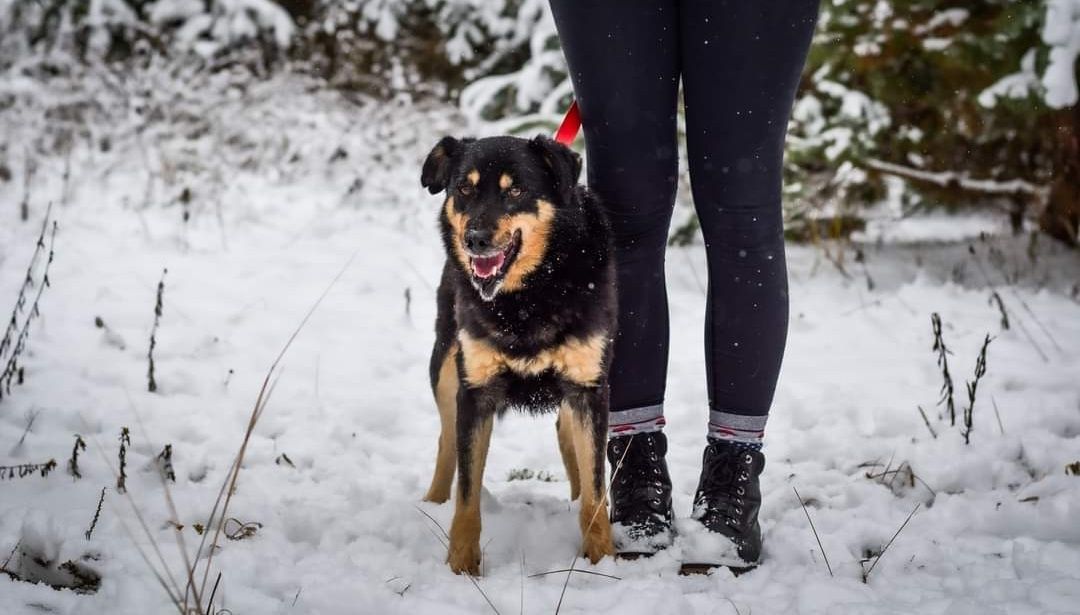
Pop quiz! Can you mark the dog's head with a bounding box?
[422,135,582,301]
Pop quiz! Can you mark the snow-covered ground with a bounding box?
[1,76,1079,615]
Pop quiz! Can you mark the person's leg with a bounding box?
[549,0,681,554]
[679,0,819,567]
[681,0,819,446]
[548,0,680,435]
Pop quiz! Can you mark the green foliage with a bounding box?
[2,0,1075,239]
[788,1,1061,218]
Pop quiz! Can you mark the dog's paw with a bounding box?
[581,522,615,564]
[447,541,482,576]
[422,491,450,504]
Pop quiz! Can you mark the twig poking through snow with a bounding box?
[68,434,87,478]
[962,335,993,445]
[793,487,833,577]
[85,487,106,540]
[930,313,956,425]
[916,406,937,439]
[192,253,357,609]
[1,204,57,402]
[0,458,57,480]
[156,444,176,482]
[148,269,167,393]
[862,503,921,583]
[967,244,1053,361]
[11,408,39,454]
[117,427,131,493]
[554,432,632,615]
[528,569,621,581]
[992,396,1005,435]
[2,540,19,570]
[989,292,1010,330]
[414,506,502,615]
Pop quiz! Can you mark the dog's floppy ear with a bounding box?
[422,136,465,195]
[530,135,582,204]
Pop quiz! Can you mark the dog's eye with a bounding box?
[458,184,474,196]
[507,186,523,198]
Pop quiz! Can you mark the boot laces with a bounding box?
[612,436,669,517]
[697,446,753,526]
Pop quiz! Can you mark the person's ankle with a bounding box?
[706,435,763,452]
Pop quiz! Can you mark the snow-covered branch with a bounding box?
[864,159,1048,198]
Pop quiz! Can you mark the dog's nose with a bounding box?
[464,229,494,253]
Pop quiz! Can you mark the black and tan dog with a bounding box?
[420,135,616,575]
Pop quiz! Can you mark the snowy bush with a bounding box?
[0,0,1075,243]
[294,0,546,100]
[982,0,1080,109]
[0,0,295,69]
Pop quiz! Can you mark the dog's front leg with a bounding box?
[564,385,615,564]
[556,407,581,501]
[447,385,494,576]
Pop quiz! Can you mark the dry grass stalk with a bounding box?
[861,503,921,583]
[793,486,833,577]
[962,335,992,445]
[68,434,87,478]
[554,432,630,615]
[85,487,106,540]
[414,506,502,615]
[992,396,1005,435]
[916,406,937,439]
[97,255,355,614]
[1,203,57,402]
[930,313,956,425]
[147,269,167,393]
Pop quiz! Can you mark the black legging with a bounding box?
[549,0,819,434]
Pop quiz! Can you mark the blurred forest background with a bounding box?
[1,0,1078,246]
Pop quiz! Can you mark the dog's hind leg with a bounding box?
[564,388,615,564]
[448,389,494,576]
[424,342,459,503]
[556,406,581,501]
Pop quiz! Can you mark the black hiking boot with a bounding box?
[681,439,765,574]
[607,431,674,557]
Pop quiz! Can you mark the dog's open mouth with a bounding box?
[466,230,521,298]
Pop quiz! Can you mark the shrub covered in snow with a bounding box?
[786,0,1076,243]
[0,0,294,70]
[1,0,1077,243]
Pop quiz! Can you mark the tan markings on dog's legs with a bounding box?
[443,197,471,272]
[458,332,505,387]
[424,343,459,503]
[564,402,614,564]
[500,199,556,293]
[499,173,513,190]
[448,415,493,575]
[556,405,581,501]
[467,169,480,186]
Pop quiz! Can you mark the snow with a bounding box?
[982,0,1080,109]
[979,50,1041,108]
[853,212,1007,244]
[2,75,1080,615]
[1042,0,1080,108]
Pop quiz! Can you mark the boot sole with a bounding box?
[679,562,757,576]
[615,551,657,561]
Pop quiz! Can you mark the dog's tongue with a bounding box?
[472,252,505,279]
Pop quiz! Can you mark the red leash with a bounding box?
[553,100,581,146]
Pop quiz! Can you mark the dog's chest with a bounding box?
[458,330,606,389]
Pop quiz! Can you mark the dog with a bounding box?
[420,134,617,575]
